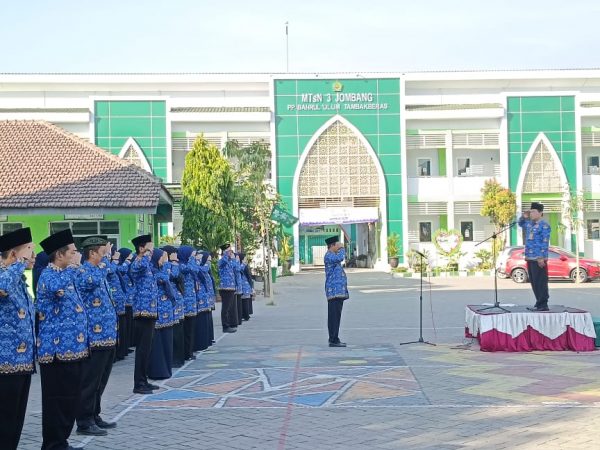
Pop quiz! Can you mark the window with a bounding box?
[547,251,561,259]
[587,219,600,239]
[49,221,120,249]
[419,222,432,242]
[417,158,431,177]
[588,156,600,174]
[460,221,473,242]
[0,223,23,234]
[457,158,471,176]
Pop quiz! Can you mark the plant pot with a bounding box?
[282,260,291,272]
[357,260,367,268]
[389,257,399,268]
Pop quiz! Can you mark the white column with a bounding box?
[446,131,455,230]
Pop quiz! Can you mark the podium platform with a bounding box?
[465,305,596,352]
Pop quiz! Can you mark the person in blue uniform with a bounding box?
[519,202,552,311]
[201,251,216,345]
[118,248,136,356]
[75,236,117,436]
[233,253,244,326]
[324,236,349,347]
[0,227,35,450]
[194,251,212,351]
[129,234,159,394]
[239,253,253,321]
[177,245,199,360]
[162,245,185,368]
[37,228,89,450]
[218,244,237,333]
[107,247,131,361]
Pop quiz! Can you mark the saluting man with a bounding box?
[218,244,237,333]
[519,202,552,311]
[75,236,118,436]
[0,227,35,450]
[37,229,89,450]
[324,236,349,347]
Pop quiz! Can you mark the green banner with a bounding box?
[271,204,298,227]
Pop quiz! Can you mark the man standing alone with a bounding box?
[518,202,551,311]
[324,236,349,347]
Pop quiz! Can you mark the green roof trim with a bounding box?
[170,106,270,113]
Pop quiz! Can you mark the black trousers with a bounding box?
[527,260,549,308]
[208,312,215,343]
[0,373,31,450]
[327,299,345,343]
[40,360,83,450]
[172,321,185,366]
[116,313,129,359]
[126,305,135,348]
[220,290,235,330]
[134,318,156,388]
[183,315,196,359]
[249,294,254,315]
[77,347,115,427]
[242,297,251,321]
[235,294,243,325]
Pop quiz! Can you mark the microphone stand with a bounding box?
[400,250,435,346]
[475,221,517,314]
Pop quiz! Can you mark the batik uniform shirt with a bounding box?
[324,248,349,301]
[179,258,199,317]
[130,254,159,319]
[75,261,117,348]
[195,264,211,312]
[518,217,551,260]
[37,264,88,364]
[168,263,185,322]
[154,262,176,329]
[0,262,36,374]
[240,263,253,299]
[106,258,129,315]
[233,259,243,295]
[218,253,236,290]
[121,269,135,307]
[203,269,217,308]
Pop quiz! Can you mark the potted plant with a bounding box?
[357,254,368,268]
[387,232,400,268]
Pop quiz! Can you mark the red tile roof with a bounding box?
[0,121,163,211]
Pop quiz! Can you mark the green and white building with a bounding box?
[2,70,600,269]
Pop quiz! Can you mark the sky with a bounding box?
[2,0,600,73]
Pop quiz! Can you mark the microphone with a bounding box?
[413,250,426,258]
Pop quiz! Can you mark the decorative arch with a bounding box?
[291,115,388,270]
[516,133,569,196]
[118,137,152,173]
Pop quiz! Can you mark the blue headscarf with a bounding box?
[151,248,164,269]
[200,251,211,266]
[177,245,194,263]
[33,251,50,297]
[118,248,132,264]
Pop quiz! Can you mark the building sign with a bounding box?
[299,207,379,226]
[64,214,104,220]
[286,81,389,112]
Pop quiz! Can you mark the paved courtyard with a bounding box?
[19,271,600,449]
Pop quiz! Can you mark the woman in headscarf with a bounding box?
[106,247,130,361]
[193,250,211,352]
[201,252,216,345]
[233,253,243,326]
[239,253,253,322]
[161,245,185,368]
[33,251,50,299]
[147,249,175,380]
[118,248,136,354]
[177,245,198,361]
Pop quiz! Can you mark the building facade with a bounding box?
[2,71,600,268]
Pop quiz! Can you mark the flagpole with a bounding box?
[285,21,289,73]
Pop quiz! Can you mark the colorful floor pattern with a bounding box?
[132,345,428,409]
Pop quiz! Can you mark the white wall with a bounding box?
[452,149,500,176]
[406,149,440,177]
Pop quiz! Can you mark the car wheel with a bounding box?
[496,272,509,279]
[570,268,588,283]
[511,268,528,283]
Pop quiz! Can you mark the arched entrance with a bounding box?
[516,133,570,248]
[291,115,387,271]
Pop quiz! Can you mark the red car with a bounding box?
[505,246,600,283]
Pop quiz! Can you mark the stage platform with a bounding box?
[465,304,597,352]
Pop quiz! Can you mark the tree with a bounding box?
[480,179,517,250]
[562,188,587,283]
[180,136,234,253]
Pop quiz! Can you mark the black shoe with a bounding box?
[133,386,153,395]
[211,340,216,344]
[76,424,108,436]
[144,382,160,390]
[173,362,183,368]
[95,416,117,429]
[527,306,549,312]
[224,327,237,333]
[329,342,347,347]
